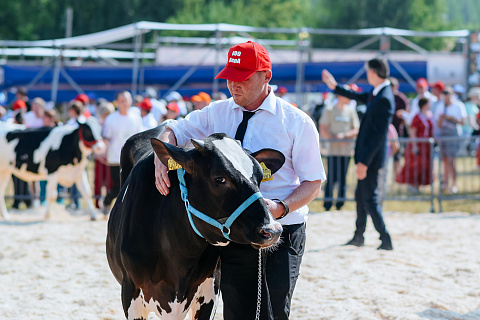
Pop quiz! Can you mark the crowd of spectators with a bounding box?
[1,78,479,210]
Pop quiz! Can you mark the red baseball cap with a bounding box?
[416,78,428,88]
[276,86,288,94]
[215,41,272,82]
[166,102,180,114]
[75,94,89,105]
[430,80,445,92]
[12,99,27,111]
[139,98,152,112]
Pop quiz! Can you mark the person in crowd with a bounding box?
[190,92,211,111]
[0,105,5,119]
[154,41,325,320]
[102,91,143,215]
[429,80,446,137]
[93,102,115,209]
[463,87,480,154]
[15,87,30,111]
[437,87,467,194]
[453,84,466,101]
[144,87,167,123]
[86,92,98,116]
[10,110,32,210]
[396,98,434,193]
[24,97,46,128]
[164,91,188,116]
[319,84,360,211]
[390,77,409,176]
[74,93,92,118]
[42,109,60,127]
[138,98,158,130]
[164,101,181,120]
[275,86,291,103]
[322,57,395,251]
[404,78,436,127]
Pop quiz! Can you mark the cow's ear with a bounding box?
[151,138,193,172]
[251,149,285,175]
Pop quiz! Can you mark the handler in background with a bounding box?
[322,58,394,250]
[154,41,326,320]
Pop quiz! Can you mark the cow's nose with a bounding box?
[258,221,282,246]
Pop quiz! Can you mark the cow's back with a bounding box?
[120,125,164,186]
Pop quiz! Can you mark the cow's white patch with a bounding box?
[212,240,230,246]
[128,288,189,320]
[212,139,254,181]
[188,276,217,320]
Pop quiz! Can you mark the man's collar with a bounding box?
[373,79,391,96]
[232,86,277,114]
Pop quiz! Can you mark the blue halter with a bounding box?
[177,168,263,241]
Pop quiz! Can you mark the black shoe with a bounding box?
[324,207,331,212]
[377,234,393,250]
[377,242,393,250]
[344,236,364,247]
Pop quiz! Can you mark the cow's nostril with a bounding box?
[259,229,272,240]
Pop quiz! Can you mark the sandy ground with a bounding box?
[1,206,479,320]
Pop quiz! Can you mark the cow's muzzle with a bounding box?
[253,220,282,248]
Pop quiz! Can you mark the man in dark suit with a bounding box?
[322,58,394,250]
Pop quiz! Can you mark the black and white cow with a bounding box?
[0,118,105,220]
[106,130,285,320]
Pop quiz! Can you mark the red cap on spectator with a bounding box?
[191,95,203,102]
[416,78,428,88]
[75,94,89,105]
[215,41,272,82]
[276,86,288,94]
[166,102,180,114]
[430,80,445,92]
[12,99,27,111]
[139,98,152,112]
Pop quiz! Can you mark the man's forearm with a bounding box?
[158,127,177,146]
[283,180,322,213]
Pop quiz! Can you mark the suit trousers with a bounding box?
[354,166,389,240]
[220,223,306,320]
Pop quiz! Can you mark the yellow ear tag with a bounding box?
[168,158,182,170]
[260,162,273,182]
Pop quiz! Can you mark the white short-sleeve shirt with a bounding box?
[167,88,326,225]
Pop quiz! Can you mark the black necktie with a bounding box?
[235,111,256,144]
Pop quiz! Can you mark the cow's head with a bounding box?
[151,133,284,248]
[77,117,106,155]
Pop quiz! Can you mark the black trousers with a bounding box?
[324,156,350,210]
[220,223,306,320]
[104,165,120,208]
[12,175,32,208]
[354,166,389,240]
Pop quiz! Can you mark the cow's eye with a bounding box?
[214,177,226,184]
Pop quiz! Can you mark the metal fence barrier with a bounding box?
[317,135,480,213]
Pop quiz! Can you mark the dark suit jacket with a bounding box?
[334,84,394,170]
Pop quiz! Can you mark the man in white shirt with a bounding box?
[102,91,143,214]
[24,97,46,128]
[154,41,325,320]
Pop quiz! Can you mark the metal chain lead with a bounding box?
[255,248,262,320]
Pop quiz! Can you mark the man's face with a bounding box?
[227,71,271,110]
[116,94,131,112]
[416,85,427,95]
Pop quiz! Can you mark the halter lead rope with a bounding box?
[177,168,262,241]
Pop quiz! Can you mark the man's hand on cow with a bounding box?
[264,198,286,219]
[154,154,171,195]
[356,162,368,180]
[322,69,337,90]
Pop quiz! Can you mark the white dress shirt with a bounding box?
[167,88,326,225]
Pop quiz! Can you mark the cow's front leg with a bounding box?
[188,275,218,320]
[75,170,97,220]
[45,175,59,219]
[0,171,11,220]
